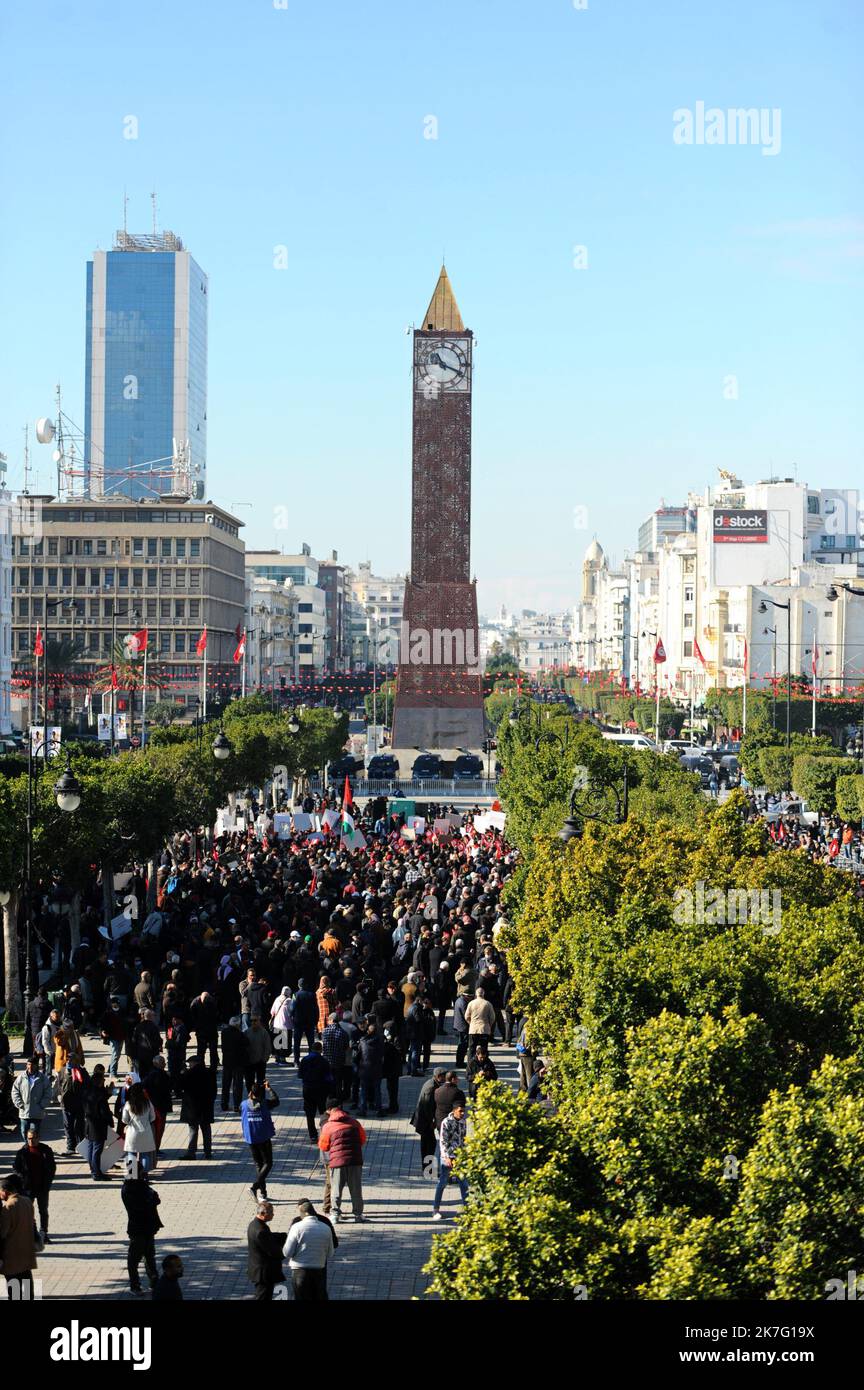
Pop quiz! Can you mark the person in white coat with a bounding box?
[120,1081,157,1175]
[270,986,294,1066]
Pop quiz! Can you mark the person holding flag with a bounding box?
[339,777,366,852]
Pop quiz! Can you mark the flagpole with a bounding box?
[812,622,817,736]
[203,643,208,722]
[141,643,148,748]
[242,628,247,699]
[654,671,660,745]
[690,666,695,742]
[742,640,748,737]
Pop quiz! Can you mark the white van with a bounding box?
[600,732,657,749]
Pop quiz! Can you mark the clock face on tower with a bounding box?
[414,336,471,393]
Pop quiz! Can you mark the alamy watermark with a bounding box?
[672,881,782,936]
[673,102,781,157]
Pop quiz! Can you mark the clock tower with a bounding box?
[390,267,486,752]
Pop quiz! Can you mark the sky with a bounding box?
[0,0,861,616]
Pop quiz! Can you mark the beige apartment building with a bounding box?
[13,495,245,721]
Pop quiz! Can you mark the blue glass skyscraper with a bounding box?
[84,229,207,499]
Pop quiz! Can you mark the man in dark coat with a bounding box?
[83,1073,114,1181]
[411,1068,444,1172]
[220,1015,248,1112]
[121,1172,163,1295]
[13,1128,57,1241]
[189,992,219,1070]
[246,1200,287,1301]
[292,980,318,1064]
[356,1024,385,1118]
[178,1058,216,1159]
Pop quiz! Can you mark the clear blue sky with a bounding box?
[1,0,861,614]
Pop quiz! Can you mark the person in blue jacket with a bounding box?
[241,1082,279,1201]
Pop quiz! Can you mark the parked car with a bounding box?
[601,732,657,749]
[329,754,363,780]
[453,754,484,781]
[367,753,400,780]
[412,752,443,780]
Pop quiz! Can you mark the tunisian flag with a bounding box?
[654,637,667,663]
[233,630,246,664]
[693,637,707,667]
[123,628,148,659]
[33,624,44,658]
[110,666,119,691]
[195,627,208,657]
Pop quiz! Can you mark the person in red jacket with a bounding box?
[318,1098,367,1222]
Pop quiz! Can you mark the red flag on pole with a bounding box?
[811,641,819,675]
[233,630,246,664]
[195,627,208,657]
[111,666,119,691]
[654,638,667,663]
[33,624,44,658]
[342,774,353,814]
[693,638,707,667]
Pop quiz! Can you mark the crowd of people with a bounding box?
[743,788,864,889]
[0,786,541,1300]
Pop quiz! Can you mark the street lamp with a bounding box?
[23,746,82,1049]
[763,625,778,730]
[559,761,630,843]
[212,730,232,761]
[287,709,300,735]
[758,599,791,749]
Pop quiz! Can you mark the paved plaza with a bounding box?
[2,1030,517,1302]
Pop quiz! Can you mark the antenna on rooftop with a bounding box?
[151,190,157,237]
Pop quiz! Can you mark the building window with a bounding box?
[133,538,144,556]
[160,633,170,653]
[174,600,185,618]
[119,569,129,588]
[175,633,186,653]
[89,569,100,587]
[146,570,157,588]
[683,640,693,657]
[160,600,170,619]
[147,539,158,557]
[161,539,172,557]
[104,569,115,588]
[683,613,693,628]
[32,568,43,586]
[146,599,157,619]
[175,539,186,558]
[75,568,85,586]
[298,603,313,613]
[47,568,57,587]
[189,599,200,619]
[48,539,58,556]
[62,568,73,586]
[684,585,694,603]
[81,540,92,557]
[17,598,28,617]
[97,539,107,556]
[132,569,143,587]
[190,539,201,558]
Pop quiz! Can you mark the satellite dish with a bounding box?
[36,418,55,444]
[52,449,62,463]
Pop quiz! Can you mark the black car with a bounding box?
[412,753,443,780]
[367,754,400,779]
[329,754,363,780]
[453,754,484,781]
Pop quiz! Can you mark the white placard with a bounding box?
[273,813,293,840]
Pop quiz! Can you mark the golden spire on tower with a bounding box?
[421,265,464,331]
